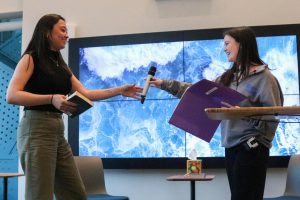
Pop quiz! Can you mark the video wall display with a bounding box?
[69,24,300,168]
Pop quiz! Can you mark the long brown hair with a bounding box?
[23,14,71,75]
[219,26,265,86]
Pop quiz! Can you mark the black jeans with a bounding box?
[225,141,269,200]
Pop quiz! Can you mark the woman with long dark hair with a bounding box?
[6,14,142,200]
[149,26,283,200]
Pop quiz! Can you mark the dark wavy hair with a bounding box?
[23,14,71,75]
[219,26,265,86]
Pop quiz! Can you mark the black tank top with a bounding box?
[24,50,72,112]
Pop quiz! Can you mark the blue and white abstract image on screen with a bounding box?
[78,35,300,158]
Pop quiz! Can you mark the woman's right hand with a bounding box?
[148,77,163,88]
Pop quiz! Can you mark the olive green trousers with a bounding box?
[17,110,87,200]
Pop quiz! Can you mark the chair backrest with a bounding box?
[74,156,108,195]
[284,154,300,196]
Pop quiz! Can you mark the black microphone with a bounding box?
[141,66,157,104]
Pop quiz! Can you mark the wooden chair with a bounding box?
[264,154,300,200]
[74,156,129,200]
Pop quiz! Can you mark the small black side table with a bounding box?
[167,174,215,200]
[0,173,24,200]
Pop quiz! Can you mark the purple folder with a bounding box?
[169,79,246,142]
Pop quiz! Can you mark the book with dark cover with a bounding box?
[67,91,94,118]
[169,79,246,142]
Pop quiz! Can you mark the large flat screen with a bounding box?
[69,24,300,168]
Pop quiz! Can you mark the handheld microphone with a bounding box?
[141,66,157,104]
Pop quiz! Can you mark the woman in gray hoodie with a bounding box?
[149,26,283,200]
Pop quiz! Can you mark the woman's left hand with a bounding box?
[121,84,143,100]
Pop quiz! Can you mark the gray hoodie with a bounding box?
[160,65,283,148]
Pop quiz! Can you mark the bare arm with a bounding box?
[6,54,53,106]
[70,74,142,101]
[6,54,78,114]
[6,55,141,115]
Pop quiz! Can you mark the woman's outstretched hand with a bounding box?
[121,84,143,100]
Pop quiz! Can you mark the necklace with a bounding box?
[49,57,59,67]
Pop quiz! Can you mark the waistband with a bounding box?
[23,110,62,118]
[226,137,268,151]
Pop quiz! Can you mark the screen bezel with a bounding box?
[68,24,300,169]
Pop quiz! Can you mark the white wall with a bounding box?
[0,0,22,13]
[21,0,300,39]
[12,0,300,199]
